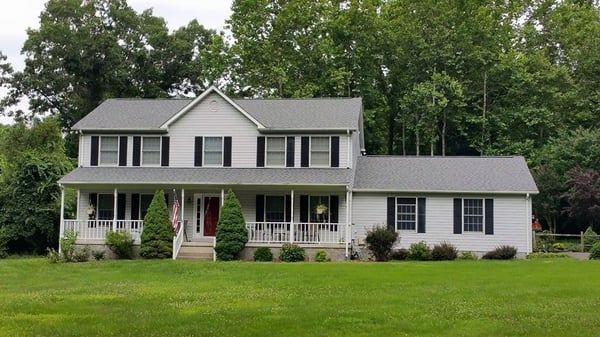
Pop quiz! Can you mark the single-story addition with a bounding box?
[58,86,538,260]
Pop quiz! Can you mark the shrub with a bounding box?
[92,250,106,261]
[390,248,409,260]
[431,242,458,261]
[279,243,305,262]
[215,190,248,261]
[140,190,174,259]
[408,241,431,261]
[314,250,330,262]
[253,247,273,262]
[458,251,478,260]
[583,226,599,250]
[47,248,60,263]
[105,230,135,259]
[72,246,90,262]
[482,245,517,260]
[589,241,600,260]
[365,225,398,261]
[60,230,78,262]
[527,252,573,259]
[552,242,567,251]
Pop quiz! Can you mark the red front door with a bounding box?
[203,197,220,236]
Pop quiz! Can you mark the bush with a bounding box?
[253,247,273,262]
[140,190,174,259]
[458,251,478,260]
[390,248,409,260]
[408,241,431,261]
[215,190,248,261]
[92,250,106,261]
[527,252,573,259]
[482,245,518,260]
[72,246,90,262]
[47,248,60,263]
[314,250,330,262]
[279,243,305,262]
[365,225,398,261]
[60,230,78,262]
[583,226,599,250]
[589,241,600,260]
[431,242,458,261]
[106,230,135,259]
[551,242,567,252]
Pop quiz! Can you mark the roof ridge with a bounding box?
[233,97,361,101]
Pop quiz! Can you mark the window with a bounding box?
[97,194,114,220]
[140,194,153,219]
[204,137,223,166]
[142,137,161,165]
[266,137,285,166]
[309,196,330,223]
[99,136,118,165]
[265,196,285,222]
[464,199,484,232]
[310,136,329,166]
[396,198,416,231]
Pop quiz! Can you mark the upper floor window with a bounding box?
[266,137,286,167]
[204,136,223,166]
[463,199,484,232]
[396,198,416,231]
[99,136,118,165]
[310,136,330,166]
[142,137,161,166]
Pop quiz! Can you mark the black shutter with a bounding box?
[285,195,292,222]
[300,195,309,222]
[256,136,265,167]
[331,136,340,167]
[453,198,462,234]
[301,137,309,167]
[255,195,264,222]
[485,198,494,235]
[329,195,339,231]
[118,136,127,166]
[223,136,232,167]
[417,198,426,233]
[117,193,126,220]
[161,137,170,167]
[131,193,140,220]
[194,137,203,167]
[286,136,295,167]
[387,197,395,231]
[132,136,141,166]
[90,136,99,166]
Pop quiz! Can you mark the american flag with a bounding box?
[171,191,179,232]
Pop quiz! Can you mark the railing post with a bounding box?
[112,188,117,232]
[290,189,295,243]
[581,231,585,252]
[58,186,65,253]
[532,230,536,252]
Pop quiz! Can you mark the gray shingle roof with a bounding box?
[353,156,538,194]
[72,99,192,131]
[59,167,353,187]
[73,96,361,131]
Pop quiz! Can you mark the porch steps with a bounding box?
[176,241,214,261]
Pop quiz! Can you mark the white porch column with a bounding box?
[76,189,80,221]
[58,185,65,253]
[290,189,295,243]
[181,189,185,232]
[345,188,352,259]
[221,189,225,206]
[112,188,118,231]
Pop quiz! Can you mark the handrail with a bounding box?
[172,221,185,260]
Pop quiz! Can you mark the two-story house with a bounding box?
[58,87,538,260]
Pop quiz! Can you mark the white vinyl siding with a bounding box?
[99,136,118,165]
[352,193,531,254]
[204,136,223,166]
[310,136,330,167]
[141,137,161,166]
[266,137,285,167]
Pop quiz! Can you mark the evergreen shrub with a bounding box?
[140,190,173,259]
[314,250,330,262]
[215,190,248,261]
[279,243,305,262]
[253,247,273,262]
[589,241,600,260]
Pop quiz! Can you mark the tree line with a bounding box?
[1,0,599,254]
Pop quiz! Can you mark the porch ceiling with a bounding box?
[59,167,353,190]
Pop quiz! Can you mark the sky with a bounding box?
[0,0,234,124]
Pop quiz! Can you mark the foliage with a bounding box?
[390,249,409,261]
[105,231,134,259]
[563,167,600,229]
[279,243,305,262]
[431,242,458,261]
[92,250,105,261]
[215,190,248,261]
[458,251,478,260]
[583,226,599,248]
[482,246,518,260]
[46,248,60,263]
[408,241,432,261]
[59,230,77,262]
[253,247,273,262]
[527,252,573,259]
[72,246,90,262]
[589,242,600,260]
[364,225,398,261]
[140,190,173,259]
[314,250,330,262]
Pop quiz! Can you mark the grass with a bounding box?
[1,258,598,337]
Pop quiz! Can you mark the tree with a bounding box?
[139,190,173,259]
[0,118,73,254]
[215,190,248,261]
[564,167,600,232]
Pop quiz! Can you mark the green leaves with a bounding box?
[140,190,174,259]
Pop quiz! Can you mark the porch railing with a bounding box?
[63,219,144,243]
[172,221,185,260]
[246,222,344,244]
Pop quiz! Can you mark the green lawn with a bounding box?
[0,258,598,337]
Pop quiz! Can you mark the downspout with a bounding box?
[59,185,65,253]
[526,193,531,253]
[346,129,351,168]
[345,187,351,259]
[78,130,83,167]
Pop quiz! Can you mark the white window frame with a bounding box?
[203,136,224,167]
[310,136,330,167]
[264,195,286,222]
[99,136,119,166]
[395,197,417,232]
[463,198,484,233]
[141,136,161,166]
[265,136,286,167]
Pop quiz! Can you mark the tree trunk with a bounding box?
[481,70,487,155]
[441,108,447,156]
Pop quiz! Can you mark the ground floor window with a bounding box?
[140,194,153,219]
[396,198,416,231]
[309,196,330,223]
[265,196,285,222]
[97,194,114,220]
[463,199,484,232]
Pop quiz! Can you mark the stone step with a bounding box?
[176,244,214,260]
